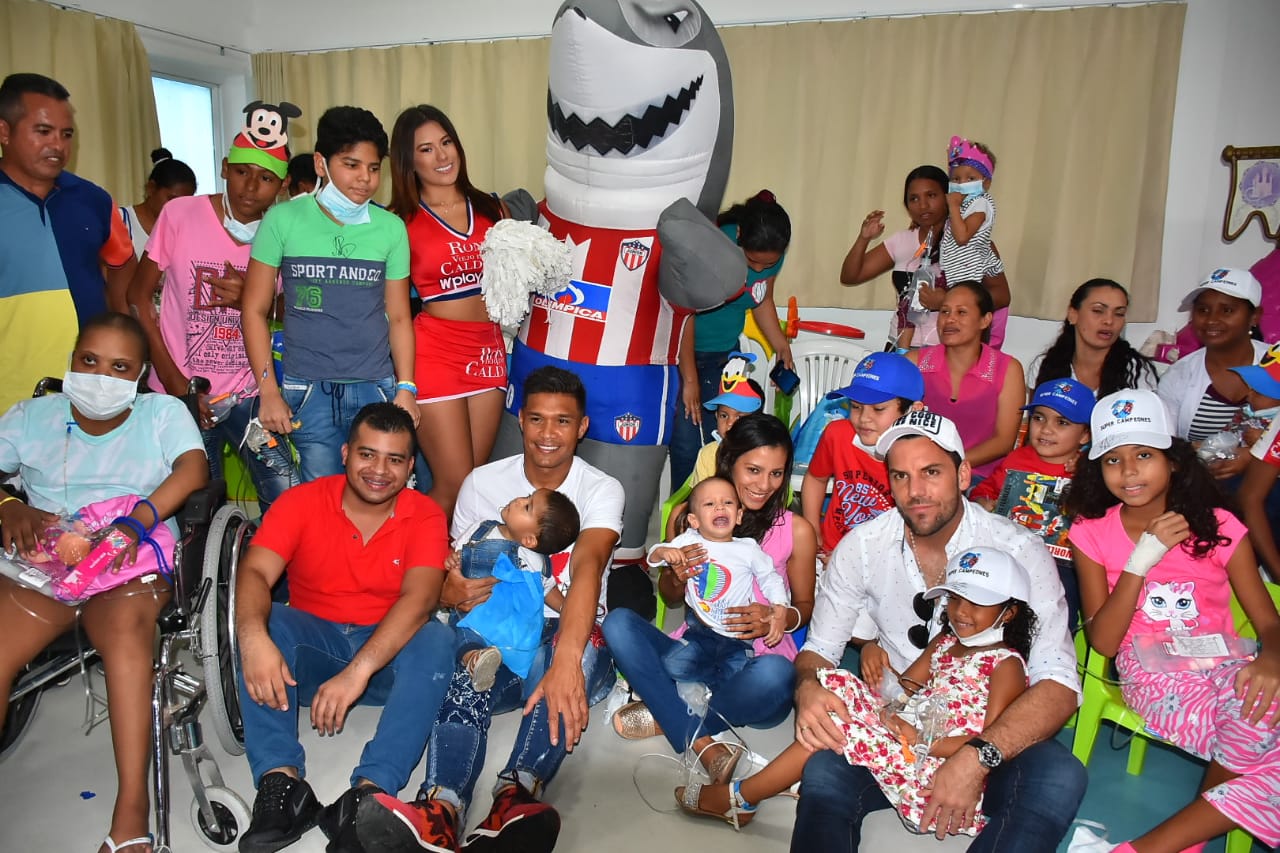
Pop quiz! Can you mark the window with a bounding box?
[150,75,218,195]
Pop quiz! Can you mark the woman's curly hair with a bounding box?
[939,598,1037,660]
[1063,438,1234,558]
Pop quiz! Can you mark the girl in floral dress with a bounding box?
[676,546,1034,832]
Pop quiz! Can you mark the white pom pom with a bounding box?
[480,219,572,326]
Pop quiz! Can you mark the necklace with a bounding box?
[426,195,464,216]
[906,528,946,588]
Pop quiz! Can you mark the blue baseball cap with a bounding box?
[1229,342,1280,400]
[826,352,924,405]
[1022,378,1093,424]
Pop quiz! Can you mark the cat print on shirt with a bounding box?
[1142,580,1200,631]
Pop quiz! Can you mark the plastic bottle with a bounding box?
[207,392,241,425]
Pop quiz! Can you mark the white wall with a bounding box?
[65,0,1280,370]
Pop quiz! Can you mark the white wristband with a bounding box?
[1122,532,1171,578]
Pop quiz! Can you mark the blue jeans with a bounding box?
[601,607,795,755]
[279,374,395,483]
[421,618,615,817]
[203,395,298,515]
[238,603,458,793]
[668,349,734,490]
[790,738,1087,853]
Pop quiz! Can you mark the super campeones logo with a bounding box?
[1111,399,1135,419]
[959,552,980,570]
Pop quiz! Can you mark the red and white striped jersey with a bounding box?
[518,202,689,367]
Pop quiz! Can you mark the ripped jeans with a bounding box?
[238,604,458,794]
[421,617,615,818]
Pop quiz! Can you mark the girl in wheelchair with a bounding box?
[0,312,207,853]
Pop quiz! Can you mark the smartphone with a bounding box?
[770,362,801,395]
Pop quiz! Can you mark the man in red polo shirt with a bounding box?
[234,402,456,853]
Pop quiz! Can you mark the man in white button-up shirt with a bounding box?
[790,410,1086,853]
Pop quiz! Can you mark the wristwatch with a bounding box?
[966,737,1003,770]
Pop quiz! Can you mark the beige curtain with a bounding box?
[0,0,160,203]
[254,2,1183,321]
[253,38,550,206]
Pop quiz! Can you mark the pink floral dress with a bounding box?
[818,635,1022,834]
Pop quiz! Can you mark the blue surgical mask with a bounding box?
[223,212,260,244]
[949,180,984,198]
[1243,402,1280,424]
[315,165,371,225]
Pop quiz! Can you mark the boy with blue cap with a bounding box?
[972,376,1092,624]
[688,352,767,487]
[801,352,923,557]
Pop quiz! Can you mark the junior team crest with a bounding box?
[1111,400,1135,419]
[614,412,642,442]
[619,239,650,272]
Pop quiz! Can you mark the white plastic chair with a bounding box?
[787,335,872,493]
[788,334,871,434]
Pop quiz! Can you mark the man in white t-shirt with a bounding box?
[791,409,1086,852]
[359,366,624,853]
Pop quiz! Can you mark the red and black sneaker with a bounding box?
[459,779,560,853]
[355,792,459,853]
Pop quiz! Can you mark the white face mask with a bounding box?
[62,371,138,420]
[315,164,372,225]
[956,605,1009,648]
[223,212,260,243]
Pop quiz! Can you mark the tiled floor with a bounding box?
[0,660,1267,852]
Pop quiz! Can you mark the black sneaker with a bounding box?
[239,771,321,853]
[318,784,383,853]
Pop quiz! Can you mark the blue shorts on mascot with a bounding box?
[496,0,746,584]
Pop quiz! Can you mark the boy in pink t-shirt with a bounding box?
[126,128,297,512]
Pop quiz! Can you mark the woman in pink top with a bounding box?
[908,282,1025,481]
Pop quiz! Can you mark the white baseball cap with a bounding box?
[924,547,1031,606]
[1088,388,1173,460]
[1178,268,1262,312]
[874,408,965,458]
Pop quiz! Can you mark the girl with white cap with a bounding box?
[674,545,1034,834]
[1068,387,1280,852]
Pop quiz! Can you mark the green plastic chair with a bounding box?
[654,476,695,630]
[1072,581,1279,853]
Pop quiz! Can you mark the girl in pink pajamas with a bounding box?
[1069,388,1280,852]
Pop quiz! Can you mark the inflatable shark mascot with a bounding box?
[499,0,745,567]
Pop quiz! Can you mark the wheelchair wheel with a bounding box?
[0,690,40,761]
[199,504,252,757]
[190,785,250,851]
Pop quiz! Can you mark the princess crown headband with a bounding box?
[947,136,993,180]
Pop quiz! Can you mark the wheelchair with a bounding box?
[1,378,258,852]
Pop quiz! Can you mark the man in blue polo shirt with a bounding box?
[0,72,136,412]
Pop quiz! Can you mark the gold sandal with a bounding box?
[697,740,743,785]
[676,780,756,830]
[613,700,663,740]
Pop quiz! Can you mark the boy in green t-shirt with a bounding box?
[242,106,419,482]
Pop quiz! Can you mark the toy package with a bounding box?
[0,495,174,604]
